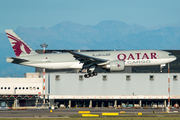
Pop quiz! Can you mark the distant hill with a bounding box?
[0,20,180,76]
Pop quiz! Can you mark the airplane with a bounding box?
[5,29,177,78]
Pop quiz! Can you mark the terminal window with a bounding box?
[150,75,154,80]
[102,75,107,80]
[126,75,131,81]
[55,75,60,80]
[173,75,178,80]
[79,75,84,80]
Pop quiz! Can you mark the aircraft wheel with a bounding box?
[89,73,94,77]
[93,72,98,76]
[84,74,89,78]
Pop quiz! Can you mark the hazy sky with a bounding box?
[0,0,180,33]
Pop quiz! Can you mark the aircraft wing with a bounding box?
[64,50,108,68]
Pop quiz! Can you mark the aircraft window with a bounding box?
[1,87,3,89]
[22,87,25,90]
[37,87,39,89]
[4,87,6,89]
[8,87,10,89]
[26,87,28,89]
[33,87,36,90]
[30,87,32,90]
[19,87,21,89]
[15,87,17,89]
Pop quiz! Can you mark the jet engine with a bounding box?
[103,60,125,71]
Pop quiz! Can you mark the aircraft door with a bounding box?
[156,53,161,59]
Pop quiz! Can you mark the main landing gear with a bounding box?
[84,72,98,78]
[84,65,98,78]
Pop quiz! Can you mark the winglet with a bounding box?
[5,29,37,57]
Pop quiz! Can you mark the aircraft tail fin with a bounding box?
[5,29,37,57]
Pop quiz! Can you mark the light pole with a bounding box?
[40,43,48,53]
[40,43,48,105]
[167,63,170,112]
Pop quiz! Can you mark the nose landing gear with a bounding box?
[160,64,166,72]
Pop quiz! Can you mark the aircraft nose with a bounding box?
[174,56,177,61]
[168,55,177,62]
[171,55,177,62]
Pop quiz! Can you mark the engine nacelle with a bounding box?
[103,60,125,71]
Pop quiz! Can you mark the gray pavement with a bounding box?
[0,108,179,117]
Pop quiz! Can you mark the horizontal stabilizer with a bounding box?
[6,57,29,64]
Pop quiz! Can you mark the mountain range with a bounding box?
[0,20,180,77]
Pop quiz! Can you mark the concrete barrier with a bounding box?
[102,113,119,116]
[79,111,90,114]
[120,111,125,114]
[82,114,99,117]
[138,112,142,115]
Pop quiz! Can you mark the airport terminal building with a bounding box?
[0,50,180,109]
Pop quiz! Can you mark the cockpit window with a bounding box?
[169,54,174,56]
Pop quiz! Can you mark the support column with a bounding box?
[6,102,8,107]
[114,100,117,108]
[164,100,166,107]
[69,100,71,108]
[83,101,85,108]
[139,100,142,108]
[89,100,92,108]
[127,102,129,107]
[36,98,38,108]
[146,101,148,107]
[96,101,98,107]
[151,102,154,107]
[101,102,104,107]
[49,99,54,109]
[108,101,110,107]
[14,99,19,108]
[75,101,77,108]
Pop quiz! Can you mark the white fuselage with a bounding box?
[7,50,176,69]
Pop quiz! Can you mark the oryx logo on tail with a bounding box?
[5,29,37,57]
[6,33,31,57]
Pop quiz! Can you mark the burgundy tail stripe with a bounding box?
[6,33,17,39]
[8,36,20,42]
[6,33,20,42]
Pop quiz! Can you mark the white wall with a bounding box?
[45,73,180,96]
[0,78,42,94]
